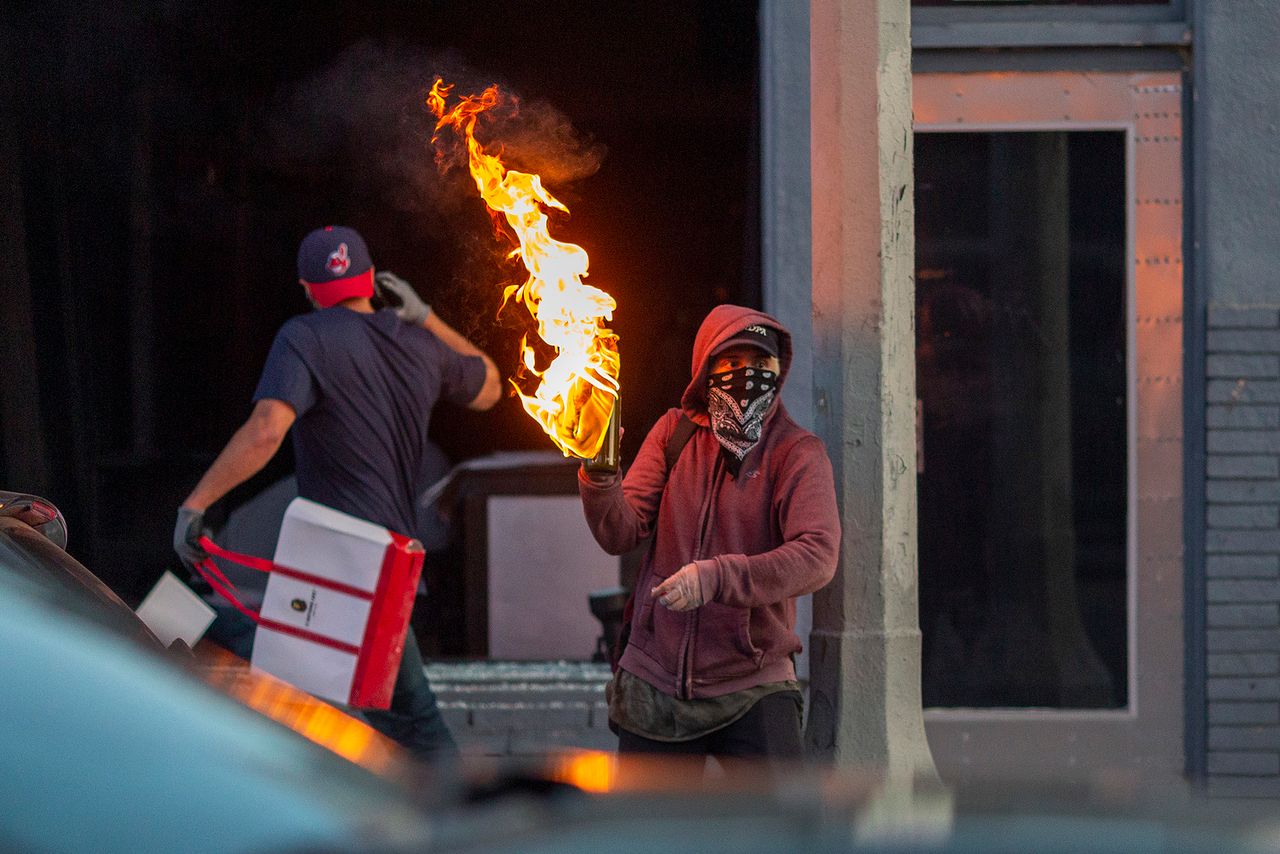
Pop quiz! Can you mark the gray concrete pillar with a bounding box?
[761,0,813,432]
[760,0,814,678]
[804,0,936,781]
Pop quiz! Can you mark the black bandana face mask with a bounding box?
[706,367,778,468]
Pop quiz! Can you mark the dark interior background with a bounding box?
[0,0,760,602]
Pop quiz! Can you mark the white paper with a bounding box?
[135,571,216,648]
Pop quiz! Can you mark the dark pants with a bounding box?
[205,602,457,762]
[617,691,804,765]
[360,628,458,762]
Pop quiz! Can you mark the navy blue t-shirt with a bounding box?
[253,307,486,536]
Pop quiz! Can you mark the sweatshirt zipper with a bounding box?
[676,452,723,699]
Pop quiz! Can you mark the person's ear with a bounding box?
[299,281,321,310]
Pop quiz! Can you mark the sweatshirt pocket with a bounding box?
[630,594,657,655]
[692,602,762,680]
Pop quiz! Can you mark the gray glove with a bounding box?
[173,506,209,568]
[374,271,431,326]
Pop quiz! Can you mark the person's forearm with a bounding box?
[697,531,839,609]
[424,312,501,409]
[578,470,649,555]
[577,413,674,554]
[183,420,285,512]
[701,438,841,608]
[424,312,486,360]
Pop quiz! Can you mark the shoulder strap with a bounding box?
[663,413,698,473]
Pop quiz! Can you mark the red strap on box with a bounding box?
[193,537,366,656]
[198,536,374,601]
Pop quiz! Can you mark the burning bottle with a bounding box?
[429,80,620,464]
[583,395,621,475]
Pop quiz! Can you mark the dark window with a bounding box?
[915,131,1128,709]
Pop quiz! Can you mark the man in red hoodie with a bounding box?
[579,305,841,762]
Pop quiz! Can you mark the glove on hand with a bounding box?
[653,562,705,612]
[374,271,431,326]
[173,506,210,568]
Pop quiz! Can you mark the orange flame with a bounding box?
[548,750,617,793]
[198,645,400,774]
[429,80,619,459]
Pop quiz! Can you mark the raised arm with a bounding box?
[423,312,501,411]
[376,271,500,411]
[578,410,680,555]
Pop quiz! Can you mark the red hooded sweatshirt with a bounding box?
[579,305,841,700]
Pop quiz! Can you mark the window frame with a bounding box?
[914,124,1136,713]
[914,69,1185,780]
[913,1,1190,50]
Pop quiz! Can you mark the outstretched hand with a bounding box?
[653,562,704,611]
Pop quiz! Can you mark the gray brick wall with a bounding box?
[426,661,614,757]
[1206,304,1280,798]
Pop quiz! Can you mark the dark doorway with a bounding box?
[914,130,1129,708]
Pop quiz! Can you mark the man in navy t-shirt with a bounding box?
[173,225,500,760]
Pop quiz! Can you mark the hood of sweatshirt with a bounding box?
[680,304,793,426]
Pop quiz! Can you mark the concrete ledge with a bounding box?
[426,661,612,757]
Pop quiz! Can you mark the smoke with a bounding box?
[264,40,605,223]
[260,41,606,346]
[430,81,609,191]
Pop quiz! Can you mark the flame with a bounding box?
[429,80,619,459]
[548,750,617,793]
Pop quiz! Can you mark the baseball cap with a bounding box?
[712,323,781,359]
[296,225,374,307]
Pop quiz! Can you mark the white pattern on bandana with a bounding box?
[707,368,776,461]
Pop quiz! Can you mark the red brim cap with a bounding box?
[303,269,375,308]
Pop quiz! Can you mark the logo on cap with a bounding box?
[326,243,350,276]
[745,324,769,336]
